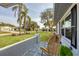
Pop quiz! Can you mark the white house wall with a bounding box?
[0,26,14,32]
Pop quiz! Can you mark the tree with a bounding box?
[30,21,39,31]
[12,3,28,34]
[20,12,32,32]
[27,15,31,31]
[40,8,54,30]
[48,20,54,31]
[44,22,48,28]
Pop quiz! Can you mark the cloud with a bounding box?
[0,15,19,26]
[32,18,44,29]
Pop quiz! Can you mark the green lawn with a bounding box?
[39,31,52,42]
[0,31,36,48]
[0,31,51,48]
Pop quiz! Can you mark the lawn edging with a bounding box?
[0,34,39,51]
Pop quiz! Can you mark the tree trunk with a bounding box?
[24,15,26,34]
[19,4,22,35]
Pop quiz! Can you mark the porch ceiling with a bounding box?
[0,3,18,8]
[54,3,72,24]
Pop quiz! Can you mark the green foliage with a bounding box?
[40,8,54,30]
[39,31,52,42]
[30,21,39,31]
[40,8,53,23]
[60,45,73,56]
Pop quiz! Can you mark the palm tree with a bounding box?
[20,11,27,34]
[20,11,32,34]
[12,3,28,34]
[27,15,31,31]
[20,11,26,33]
[12,3,22,34]
[19,8,32,34]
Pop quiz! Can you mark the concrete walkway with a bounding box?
[0,34,47,56]
[0,33,11,36]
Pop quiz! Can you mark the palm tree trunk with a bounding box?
[19,19,21,34]
[19,4,22,34]
[24,15,26,34]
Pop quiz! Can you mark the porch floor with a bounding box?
[23,42,47,56]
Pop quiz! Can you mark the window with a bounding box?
[61,5,77,49]
[61,29,64,36]
[61,14,71,39]
[65,28,71,40]
[61,20,65,36]
[71,5,77,48]
[65,15,72,40]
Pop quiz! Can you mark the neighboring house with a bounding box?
[0,26,14,32]
[0,22,15,32]
[54,3,79,55]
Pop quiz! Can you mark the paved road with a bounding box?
[0,34,39,56]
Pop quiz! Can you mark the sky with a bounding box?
[0,3,53,28]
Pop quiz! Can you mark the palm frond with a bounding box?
[12,5,18,17]
[27,15,31,21]
[12,5,18,11]
[22,4,28,13]
[17,18,20,23]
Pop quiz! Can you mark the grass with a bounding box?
[60,45,73,56]
[0,31,51,48]
[39,31,52,42]
[0,31,36,48]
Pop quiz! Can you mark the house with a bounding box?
[0,22,15,32]
[0,26,15,32]
[54,3,79,55]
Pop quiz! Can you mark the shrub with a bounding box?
[60,45,73,56]
[12,33,18,36]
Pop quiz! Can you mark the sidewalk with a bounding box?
[0,33,12,36]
